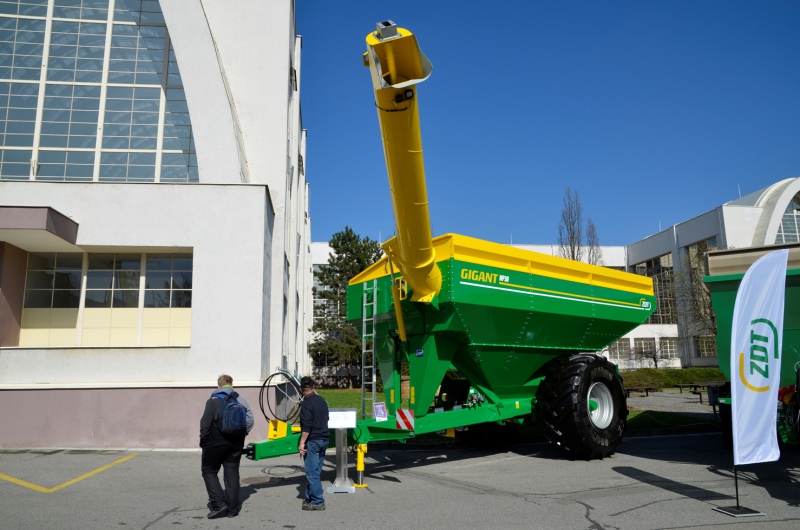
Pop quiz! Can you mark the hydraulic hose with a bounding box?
[258,367,303,424]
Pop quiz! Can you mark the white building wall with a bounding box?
[199,0,293,191]
[0,1,312,448]
[720,205,761,249]
[0,181,269,386]
[182,0,300,376]
[159,1,242,184]
[610,324,682,371]
[673,209,723,249]
[299,181,313,376]
[511,244,627,267]
[627,228,677,266]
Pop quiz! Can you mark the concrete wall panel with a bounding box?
[0,386,273,448]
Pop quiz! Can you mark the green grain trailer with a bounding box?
[247,21,656,462]
[345,233,656,459]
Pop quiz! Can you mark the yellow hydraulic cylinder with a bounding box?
[354,443,368,488]
[364,21,441,303]
[388,259,408,342]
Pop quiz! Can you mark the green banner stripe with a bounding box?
[460,281,650,310]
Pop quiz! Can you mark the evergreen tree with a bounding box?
[310,227,382,387]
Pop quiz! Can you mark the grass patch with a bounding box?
[316,388,363,409]
[621,367,727,391]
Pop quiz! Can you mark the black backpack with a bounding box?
[214,391,248,436]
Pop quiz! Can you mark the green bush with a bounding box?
[620,367,727,390]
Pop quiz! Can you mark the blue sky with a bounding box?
[297,1,800,247]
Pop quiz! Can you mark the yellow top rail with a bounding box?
[363,21,440,303]
[350,233,655,298]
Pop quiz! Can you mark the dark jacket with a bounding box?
[199,386,255,448]
[300,392,330,441]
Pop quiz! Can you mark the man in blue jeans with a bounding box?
[298,376,329,510]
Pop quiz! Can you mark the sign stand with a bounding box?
[713,466,764,517]
[326,408,356,495]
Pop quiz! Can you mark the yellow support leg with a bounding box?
[354,444,368,488]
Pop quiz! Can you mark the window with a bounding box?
[1,81,39,154]
[695,335,716,358]
[633,338,656,357]
[607,339,630,361]
[23,252,83,308]
[144,253,192,308]
[85,253,140,308]
[0,15,45,81]
[660,337,679,359]
[18,249,193,347]
[0,0,198,182]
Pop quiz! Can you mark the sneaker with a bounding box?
[207,507,228,519]
[302,502,325,511]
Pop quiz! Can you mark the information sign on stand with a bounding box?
[327,408,357,494]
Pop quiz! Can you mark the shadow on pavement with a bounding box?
[613,465,732,502]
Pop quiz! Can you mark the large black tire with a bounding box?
[537,353,628,459]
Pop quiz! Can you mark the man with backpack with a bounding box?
[199,374,254,519]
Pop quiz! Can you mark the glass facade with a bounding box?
[777,192,800,244]
[0,0,197,182]
[23,250,192,309]
[633,253,676,325]
[684,237,718,357]
[20,250,193,347]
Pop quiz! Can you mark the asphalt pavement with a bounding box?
[2,430,799,530]
[626,388,719,419]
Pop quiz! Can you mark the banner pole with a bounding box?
[712,249,787,519]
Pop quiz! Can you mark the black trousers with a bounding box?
[201,444,243,515]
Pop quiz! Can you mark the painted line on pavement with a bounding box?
[0,453,139,493]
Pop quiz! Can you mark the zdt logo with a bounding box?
[738,318,780,392]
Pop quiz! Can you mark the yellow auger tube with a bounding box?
[364,21,441,303]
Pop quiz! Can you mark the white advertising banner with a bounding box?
[731,249,788,466]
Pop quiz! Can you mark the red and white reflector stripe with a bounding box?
[396,409,414,430]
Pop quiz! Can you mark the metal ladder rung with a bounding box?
[361,279,378,419]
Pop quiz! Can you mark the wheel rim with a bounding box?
[587,382,614,429]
